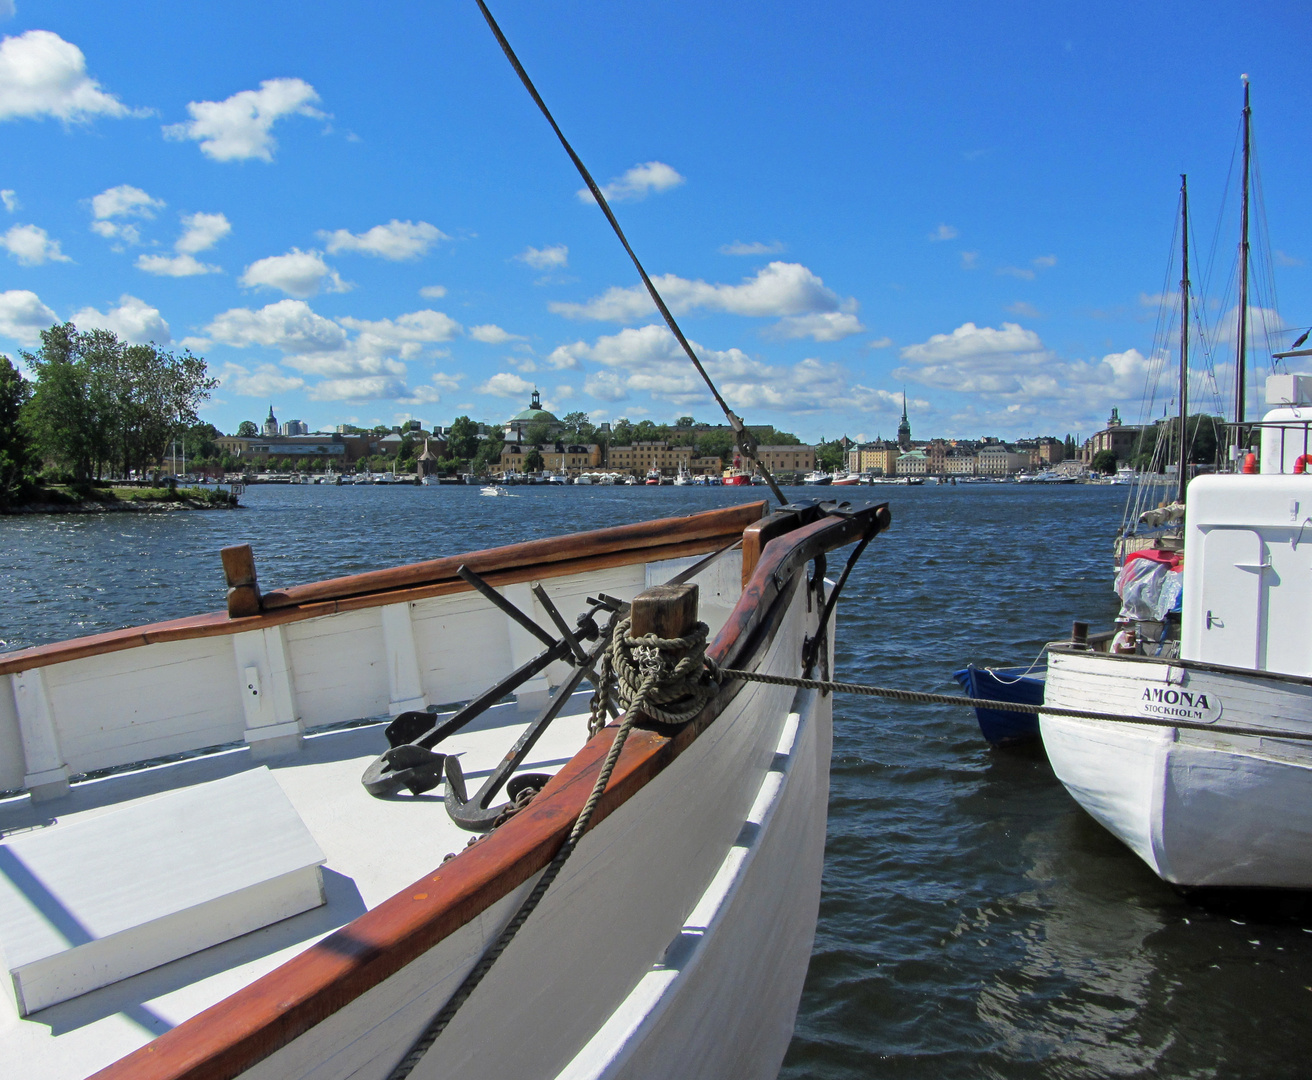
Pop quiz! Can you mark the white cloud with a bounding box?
[176,211,231,253]
[1139,291,1179,308]
[70,294,170,344]
[579,161,684,204]
[469,324,523,344]
[239,248,350,298]
[997,265,1035,280]
[550,261,847,324]
[2,223,71,265]
[0,30,136,122]
[867,336,893,349]
[219,361,306,397]
[896,320,1154,428]
[770,311,865,342]
[929,224,958,242]
[163,77,323,162]
[961,251,979,270]
[89,184,164,245]
[1275,250,1304,269]
[91,184,162,222]
[136,252,220,277]
[206,300,463,403]
[1033,254,1057,269]
[0,3,13,20]
[516,244,568,270]
[319,219,446,260]
[552,323,872,412]
[207,299,349,354]
[0,288,56,345]
[720,240,784,256]
[1,189,16,212]
[1005,301,1041,319]
[553,385,575,401]
[419,284,447,298]
[476,372,535,398]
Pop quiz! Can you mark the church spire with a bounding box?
[897,389,912,450]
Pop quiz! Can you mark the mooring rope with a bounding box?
[712,666,1312,743]
[387,617,716,1078]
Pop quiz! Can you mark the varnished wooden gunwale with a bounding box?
[0,503,767,678]
[89,504,886,1080]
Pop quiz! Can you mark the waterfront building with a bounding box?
[498,441,601,477]
[896,449,928,475]
[1080,407,1148,464]
[606,441,695,477]
[214,432,378,467]
[944,451,978,476]
[755,444,815,477]
[280,419,309,436]
[503,389,564,444]
[977,444,1030,476]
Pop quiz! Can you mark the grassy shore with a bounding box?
[2,484,240,514]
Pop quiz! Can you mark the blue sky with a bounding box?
[1,1,1309,443]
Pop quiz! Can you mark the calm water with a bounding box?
[3,484,1310,1078]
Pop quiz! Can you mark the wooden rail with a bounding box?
[0,503,766,678]
[89,501,887,1080]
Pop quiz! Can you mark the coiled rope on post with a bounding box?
[387,615,717,1079]
[712,667,1312,744]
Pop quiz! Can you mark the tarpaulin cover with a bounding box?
[1116,556,1183,621]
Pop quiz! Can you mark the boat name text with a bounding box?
[1137,685,1223,723]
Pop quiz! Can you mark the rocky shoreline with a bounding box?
[3,498,240,515]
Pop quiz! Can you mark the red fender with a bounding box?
[1294,454,1312,475]
[1243,452,1260,474]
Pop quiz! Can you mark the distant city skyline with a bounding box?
[1,3,1308,443]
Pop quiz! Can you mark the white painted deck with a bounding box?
[0,547,833,1079]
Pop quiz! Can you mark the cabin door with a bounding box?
[1196,527,1265,669]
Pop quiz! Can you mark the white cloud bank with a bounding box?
[551,323,888,413]
[204,299,462,403]
[70,294,170,344]
[0,30,137,122]
[579,161,684,204]
[550,261,863,341]
[240,248,349,297]
[0,289,57,345]
[137,210,230,276]
[320,219,446,260]
[2,223,71,265]
[896,320,1152,430]
[89,183,164,244]
[164,77,323,162]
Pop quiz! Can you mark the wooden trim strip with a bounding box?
[258,502,767,610]
[0,504,766,678]
[89,505,884,1080]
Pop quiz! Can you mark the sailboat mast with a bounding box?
[1178,174,1190,505]
[1234,75,1252,455]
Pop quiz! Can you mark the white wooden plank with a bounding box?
[233,626,304,758]
[11,669,69,802]
[0,678,26,793]
[0,767,326,1015]
[285,609,390,727]
[379,603,428,714]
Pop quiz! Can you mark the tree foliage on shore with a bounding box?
[20,323,218,483]
[0,355,33,507]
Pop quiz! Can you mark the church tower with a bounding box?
[897,391,912,450]
[263,404,278,437]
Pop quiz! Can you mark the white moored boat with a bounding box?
[1042,376,1312,888]
[0,499,888,1079]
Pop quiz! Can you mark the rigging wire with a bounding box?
[474,0,789,506]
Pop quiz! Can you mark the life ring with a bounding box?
[1294,454,1312,474]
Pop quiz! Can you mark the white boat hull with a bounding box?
[1042,649,1312,888]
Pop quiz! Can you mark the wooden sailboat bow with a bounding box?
[473,0,790,506]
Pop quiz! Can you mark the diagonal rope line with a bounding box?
[474,0,789,506]
[714,668,1312,743]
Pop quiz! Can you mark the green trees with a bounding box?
[1092,448,1118,474]
[20,323,217,481]
[523,420,553,448]
[524,447,544,473]
[446,415,480,460]
[0,355,33,506]
[237,420,258,437]
[815,441,845,471]
[473,433,504,474]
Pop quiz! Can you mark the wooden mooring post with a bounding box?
[629,583,699,640]
[221,544,263,618]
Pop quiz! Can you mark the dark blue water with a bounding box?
[3,484,1310,1077]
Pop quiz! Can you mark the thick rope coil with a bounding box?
[388,614,717,1080]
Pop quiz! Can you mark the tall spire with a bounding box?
[897,389,912,450]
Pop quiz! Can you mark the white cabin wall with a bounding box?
[1183,475,1312,676]
[43,639,245,774]
[0,678,26,792]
